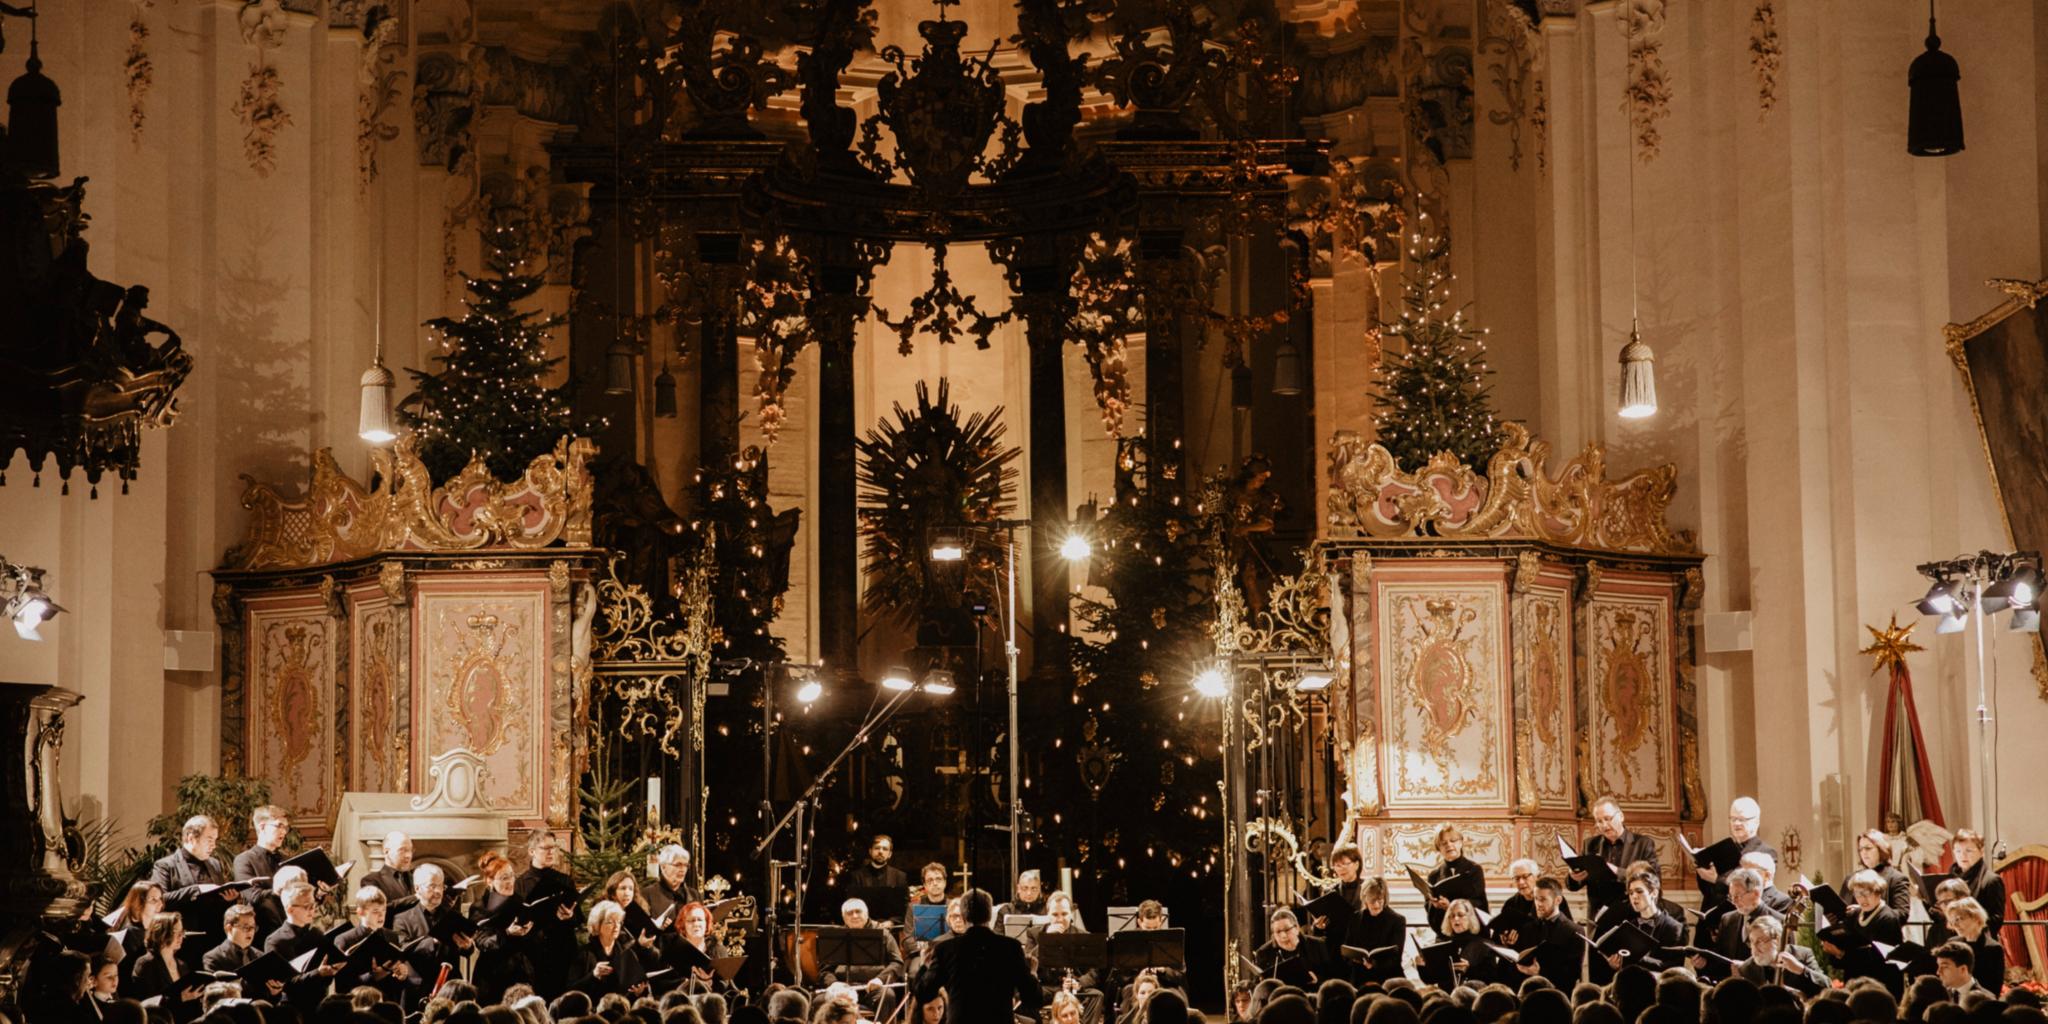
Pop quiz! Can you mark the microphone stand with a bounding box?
[754,684,923,984]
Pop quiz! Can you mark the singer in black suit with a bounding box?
[913,889,1042,1024]
[1570,798,1660,923]
[1252,909,1335,988]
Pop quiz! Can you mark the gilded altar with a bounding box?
[212,437,603,842]
[1319,423,1707,888]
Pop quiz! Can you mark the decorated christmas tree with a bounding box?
[401,224,596,483]
[1042,435,1221,894]
[1370,215,1503,472]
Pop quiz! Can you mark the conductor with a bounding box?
[914,888,1043,1024]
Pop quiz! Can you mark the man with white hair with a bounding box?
[393,862,463,945]
[1491,858,1571,948]
[994,869,1048,921]
[363,831,416,904]
[644,844,695,921]
[1695,796,1779,912]
[1738,850,1792,914]
[819,897,905,1018]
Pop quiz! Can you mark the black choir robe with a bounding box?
[393,900,465,946]
[1569,830,1659,922]
[570,936,651,999]
[1253,936,1334,990]
[260,921,336,1008]
[468,892,538,1005]
[1876,863,1912,914]
[1712,905,1783,960]
[1966,933,2006,996]
[330,924,425,1006]
[230,845,287,943]
[149,848,232,968]
[122,951,202,1022]
[1695,837,1778,910]
[1345,905,1408,985]
[1515,912,1584,990]
[643,876,695,923]
[1425,857,1489,937]
[515,866,580,997]
[1952,861,2007,935]
[362,864,415,905]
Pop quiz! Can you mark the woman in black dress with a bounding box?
[1595,871,1685,979]
[1346,877,1408,986]
[1854,830,1912,914]
[570,900,650,1000]
[467,850,538,1005]
[122,915,204,1021]
[1425,825,1490,937]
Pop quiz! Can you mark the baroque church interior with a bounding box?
[1,0,2047,1019]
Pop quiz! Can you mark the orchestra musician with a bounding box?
[1854,829,1913,914]
[1023,891,1102,1024]
[1949,830,2007,935]
[1696,798,1779,911]
[1425,825,1489,937]
[843,835,910,892]
[996,870,1049,920]
[914,862,950,906]
[1731,915,1825,994]
[1570,798,1658,923]
[819,897,905,1018]
[1129,900,1184,991]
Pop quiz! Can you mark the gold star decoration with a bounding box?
[1859,615,1925,674]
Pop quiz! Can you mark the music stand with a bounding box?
[1002,914,1047,938]
[810,926,894,970]
[1038,932,1107,976]
[1108,928,1184,971]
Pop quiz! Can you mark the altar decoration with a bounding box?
[213,435,601,841]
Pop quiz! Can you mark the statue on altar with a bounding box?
[1226,454,1284,612]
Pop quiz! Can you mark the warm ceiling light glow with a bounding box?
[882,668,916,692]
[1059,534,1092,562]
[1192,664,1228,699]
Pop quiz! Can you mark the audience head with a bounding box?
[1141,988,1187,1024]
[1936,940,1975,988]
[546,993,589,1020]
[763,989,807,1021]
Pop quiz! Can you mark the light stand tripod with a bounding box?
[752,679,934,983]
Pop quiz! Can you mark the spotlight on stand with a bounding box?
[1916,578,1964,617]
[1294,666,1335,693]
[1935,610,1967,635]
[1982,563,2042,611]
[881,667,916,692]
[919,669,957,696]
[788,666,823,705]
[1191,661,1229,699]
[2012,607,2041,633]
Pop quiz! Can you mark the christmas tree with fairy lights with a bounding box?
[401,224,596,483]
[1371,214,1503,473]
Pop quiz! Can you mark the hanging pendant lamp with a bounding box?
[653,362,678,416]
[1271,337,1304,396]
[1906,0,1963,156]
[358,272,397,444]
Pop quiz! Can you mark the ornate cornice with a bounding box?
[224,435,596,572]
[1325,422,1696,556]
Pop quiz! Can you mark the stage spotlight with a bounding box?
[2012,607,2041,633]
[1294,668,1335,692]
[789,667,823,705]
[1936,611,1967,635]
[882,667,916,692]
[1984,564,2043,610]
[928,534,966,562]
[1191,663,1228,699]
[1916,578,1964,617]
[920,669,957,695]
[1059,534,1092,562]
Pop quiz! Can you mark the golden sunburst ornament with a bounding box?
[1859,615,1925,674]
